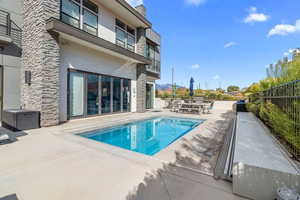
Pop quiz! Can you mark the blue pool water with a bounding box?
[80,117,203,156]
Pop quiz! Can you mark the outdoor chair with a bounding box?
[203,102,214,114]
[172,100,183,112]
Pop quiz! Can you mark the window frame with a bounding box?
[67,69,132,120]
[60,0,99,36]
[61,0,81,28]
[115,18,136,52]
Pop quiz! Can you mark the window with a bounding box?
[61,0,98,36]
[69,71,84,117]
[87,74,99,115]
[68,70,131,119]
[113,78,121,112]
[61,0,80,28]
[83,8,98,35]
[123,79,130,112]
[115,19,136,52]
[146,42,155,60]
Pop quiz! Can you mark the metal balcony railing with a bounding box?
[0,9,22,47]
[0,9,10,36]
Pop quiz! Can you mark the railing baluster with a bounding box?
[249,79,300,160]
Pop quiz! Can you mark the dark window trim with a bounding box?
[115,18,136,52]
[60,0,99,36]
[67,69,132,120]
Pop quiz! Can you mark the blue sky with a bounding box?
[127,0,300,89]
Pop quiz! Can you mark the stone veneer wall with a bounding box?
[136,27,147,112]
[22,0,61,127]
[136,64,147,112]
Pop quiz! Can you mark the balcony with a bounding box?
[0,9,21,47]
[146,60,160,79]
[46,18,151,64]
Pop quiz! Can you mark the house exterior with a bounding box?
[0,0,23,120]
[1,0,161,127]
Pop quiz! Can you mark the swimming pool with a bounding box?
[80,117,203,156]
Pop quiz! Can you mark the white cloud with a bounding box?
[284,48,300,56]
[213,75,220,80]
[268,20,300,37]
[184,0,206,6]
[244,7,270,24]
[125,0,143,7]
[191,64,200,69]
[224,42,237,48]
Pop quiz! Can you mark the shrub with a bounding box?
[248,101,300,155]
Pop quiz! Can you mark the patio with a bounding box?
[0,101,245,200]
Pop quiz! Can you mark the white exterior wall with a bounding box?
[0,0,22,112]
[2,56,21,110]
[94,0,136,46]
[59,41,137,122]
[98,4,116,43]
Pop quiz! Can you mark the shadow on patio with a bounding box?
[126,111,242,200]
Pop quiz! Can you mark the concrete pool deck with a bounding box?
[0,101,246,200]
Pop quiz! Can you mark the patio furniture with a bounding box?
[179,103,204,114]
[171,100,183,112]
[203,102,214,114]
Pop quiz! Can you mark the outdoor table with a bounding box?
[179,103,205,114]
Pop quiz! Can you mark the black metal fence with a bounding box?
[249,80,300,160]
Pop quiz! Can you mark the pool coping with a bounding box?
[58,114,210,170]
[76,116,205,156]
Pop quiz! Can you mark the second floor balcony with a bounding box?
[51,0,151,65]
[146,60,160,74]
[0,9,22,48]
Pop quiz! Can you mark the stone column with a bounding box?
[22,0,61,127]
[136,27,147,112]
[136,64,147,112]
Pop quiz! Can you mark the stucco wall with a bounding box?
[2,55,21,110]
[0,0,22,113]
[59,40,137,122]
[98,4,116,44]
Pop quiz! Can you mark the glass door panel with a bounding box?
[146,84,153,109]
[0,66,2,120]
[101,76,111,114]
[113,78,121,112]
[69,71,84,117]
[123,79,130,112]
[87,74,99,115]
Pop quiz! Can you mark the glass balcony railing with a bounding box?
[146,60,160,74]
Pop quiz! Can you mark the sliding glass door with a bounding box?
[146,83,154,109]
[87,74,99,115]
[0,66,3,120]
[123,79,130,112]
[113,78,121,112]
[68,70,131,119]
[101,76,111,114]
[69,71,84,117]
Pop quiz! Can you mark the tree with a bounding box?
[227,85,240,92]
[216,88,225,93]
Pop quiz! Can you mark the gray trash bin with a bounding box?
[277,187,300,200]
